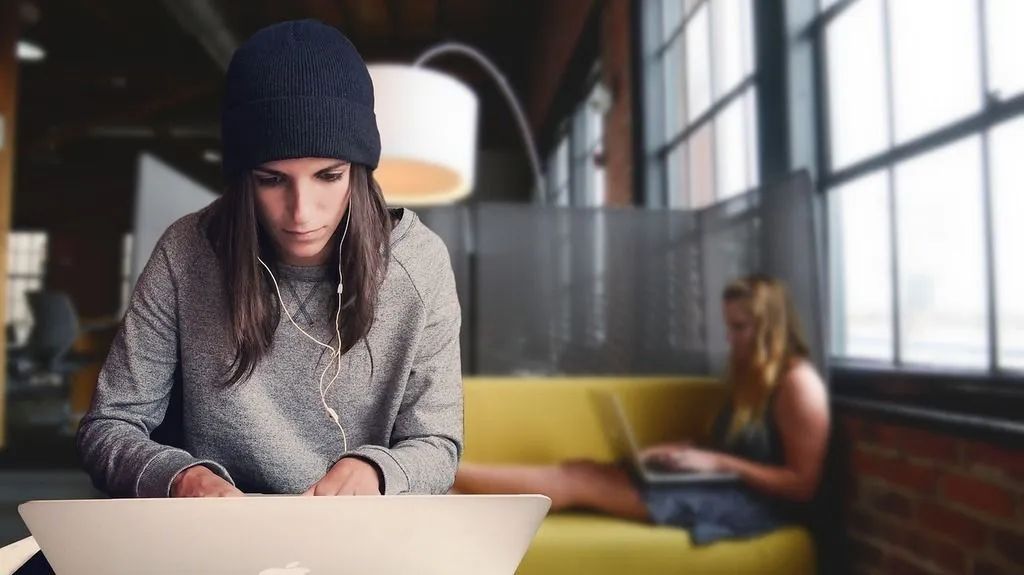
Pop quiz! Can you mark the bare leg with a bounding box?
[453,460,651,522]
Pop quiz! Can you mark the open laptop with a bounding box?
[17,494,550,575]
[590,389,739,485]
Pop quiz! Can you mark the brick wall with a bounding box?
[600,0,634,206]
[842,414,1024,575]
[526,0,595,134]
[0,0,19,446]
[528,0,636,207]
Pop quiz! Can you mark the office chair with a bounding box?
[6,290,93,433]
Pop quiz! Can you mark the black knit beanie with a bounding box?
[220,19,381,178]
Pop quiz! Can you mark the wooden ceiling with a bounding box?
[13,0,542,219]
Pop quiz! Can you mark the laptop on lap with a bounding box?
[590,389,739,485]
[18,494,550,575]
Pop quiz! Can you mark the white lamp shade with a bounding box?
[368,64,479,206]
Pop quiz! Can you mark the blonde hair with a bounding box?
[721,274,811,440]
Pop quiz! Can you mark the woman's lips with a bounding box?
[284,228,322,241]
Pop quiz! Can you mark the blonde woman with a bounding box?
[452,274,830,543]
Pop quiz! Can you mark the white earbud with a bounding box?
[257,210,351,456]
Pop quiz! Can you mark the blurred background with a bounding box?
[0,0,1023,573]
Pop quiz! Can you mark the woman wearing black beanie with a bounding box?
[76,19,464,498]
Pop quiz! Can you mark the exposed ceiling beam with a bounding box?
[159,0,238,71]
[385,0,402,35]
[346,0,390,38]
[82,124,221,140]
[25,83,218,153]
[434,0,448,35]
[392,0,439,38]
[302,0,346,29]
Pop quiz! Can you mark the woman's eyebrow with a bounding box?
[315,161,349,174]
[254,161,349,176]
[253,167,285,176]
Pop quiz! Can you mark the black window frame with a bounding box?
[632,0,1024,439]
[544,62,608,208]
[809,0,1024,436]
[637,0,763,211]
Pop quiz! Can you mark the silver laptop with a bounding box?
[18,494,550,575]
[590,389,739,485]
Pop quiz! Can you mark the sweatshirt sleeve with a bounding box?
[75,232,234,498]
[350,244,464,495]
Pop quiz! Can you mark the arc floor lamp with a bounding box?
[367,42,546,206]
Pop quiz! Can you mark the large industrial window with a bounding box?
[6,231,48,343]
[545,65,607,208]
[820,0,1024,373]
[639,0,759,209]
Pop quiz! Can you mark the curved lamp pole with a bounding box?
[412,42,547,204]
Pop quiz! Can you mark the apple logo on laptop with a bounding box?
[258,561,311,575]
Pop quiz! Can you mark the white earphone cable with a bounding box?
[256,210,351,455]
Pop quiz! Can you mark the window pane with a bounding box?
[825,0,889,169]
[828,171,894,361]
[643,58,665,149]
[33,249,46,275]
[663,34,687,143]
[555,136,569,188]
[4,283,14,324]
[643,0,664,56]
[14,291,26,324]
[895,137,987,368]
[889,0,982,144]
[665,143,687,209]
[686,4,712,122]
[989,117,1024,370]
[8,245,18,275]
[712,0,754,99]
[585,86,604,152]
[549,136,570,206]
[592,164,606,207]
[985,0,1024,100]
[744,86,760,191]
[122,234,134,276]
[714,90,749,200]
[688,122,715,208]
[661,0,684,44]
[14,250,26,275]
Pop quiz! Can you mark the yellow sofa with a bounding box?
[462,376,817,575]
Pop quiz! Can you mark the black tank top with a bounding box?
[709,393,786,466]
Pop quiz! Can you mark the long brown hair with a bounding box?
[202,163,392,387]
[722,274,811,438]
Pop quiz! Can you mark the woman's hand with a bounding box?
[641,443,725,473]
[662,447,726,472]
[303,457,383,496]
[639,441,692,463]
[170,465,244,497]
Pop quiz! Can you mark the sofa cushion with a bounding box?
[460,377,819,574]
[518,513,817,575]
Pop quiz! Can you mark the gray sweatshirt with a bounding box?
[77,207,464,498]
